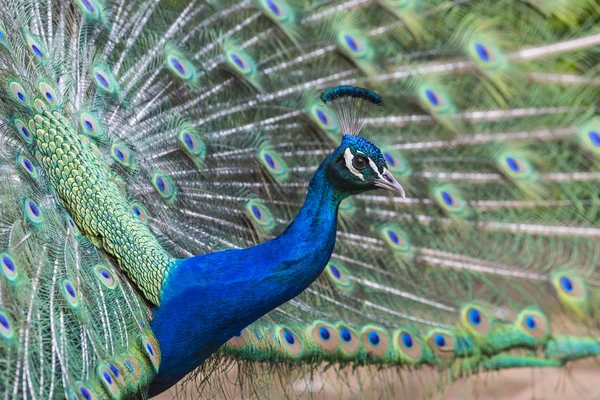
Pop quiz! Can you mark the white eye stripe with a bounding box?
[344,148,365,181]
[368,158,384,180]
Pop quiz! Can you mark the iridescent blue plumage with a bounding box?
[320,86,383,105]
[150,130,403,394]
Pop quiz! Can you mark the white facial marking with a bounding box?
[344,148,365,181]
[368,158,384,180]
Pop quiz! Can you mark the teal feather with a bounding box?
[0,0,599,399]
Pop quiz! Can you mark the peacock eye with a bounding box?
[352,156,367,170]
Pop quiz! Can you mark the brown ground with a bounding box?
[152,358,600,399]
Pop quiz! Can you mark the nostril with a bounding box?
[384,172,393,182]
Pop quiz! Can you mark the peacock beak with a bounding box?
[374,168,405,198]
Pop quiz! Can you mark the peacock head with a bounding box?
[327,134,405,197]
[320,86,405,198]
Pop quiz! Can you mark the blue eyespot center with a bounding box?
[319,327,330,340]
[124,361,134,373]
[401,332,413,348]
[468,309,481,326]
[22,126,30,137]
[100,269,110,279]
[368,331,380,346]
[103,371,112,384]
[441,191,454,206]
[156,177,165,192]
[0,314,9,329]
[560,276,573,293]
[109,365,120,378]
[525,316,536,330]
[316,109,329,125]
[266,0,282,15]
[183,133,194,149]
[344,35,359,52]
[80,388,91,400]
[231,53,245,69]
[28,202,39,217]
[252,205,262,220]
[65,283,76,298]
[434,334,446,348]
[84,120,93,131]
[264,154,276,169]
[388,230,399,245]
[425,90,439,106]
[506,157,520,172]
[475,43,490,62]
[31,44,43,58]
[3,257,14,272]
[23,159,33,172]
[114,148,125,161]
[340,328,352,342]
[146,343,154,356]
[17,92,26,102]
[330,265,341,279]
[284,331,295,345]
[133,207,141,216]
[0,32,4,41]
[589,131,600,147]
[383,152,396,167]
[81,0,95,12]
[171,58,186,75]
[96,72,109,88]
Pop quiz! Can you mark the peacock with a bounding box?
[0,0,599,398]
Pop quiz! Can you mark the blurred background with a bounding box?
[153,358,600,399]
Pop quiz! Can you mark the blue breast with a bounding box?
[149,164,341,395]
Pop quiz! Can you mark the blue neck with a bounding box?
[149,159,344,395]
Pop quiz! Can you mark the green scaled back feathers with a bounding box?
[0,0,600,399]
